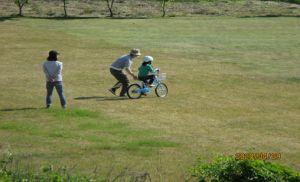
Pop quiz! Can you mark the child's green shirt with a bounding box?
[138,64,155,77]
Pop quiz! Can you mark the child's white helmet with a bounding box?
[143,56,153,63]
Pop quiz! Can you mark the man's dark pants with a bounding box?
[110,68,129,96]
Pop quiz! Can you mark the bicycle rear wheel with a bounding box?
[155,83,168,97]
[127,83,142,99]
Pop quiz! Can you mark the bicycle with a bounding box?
[127,69,168,99]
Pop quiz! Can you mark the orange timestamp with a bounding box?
[235,152,281,160]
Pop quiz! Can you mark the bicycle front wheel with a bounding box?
[127,83,142,99]
[155,83,168,97]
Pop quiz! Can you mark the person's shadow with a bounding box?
[74,96,152,101]
[0,107,40,112]
[74,96,130,101]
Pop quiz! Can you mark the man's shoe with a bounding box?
[109,88,116,96]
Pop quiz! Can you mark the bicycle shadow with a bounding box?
[74,96,106,100]
[74,96,153,101]
[74,96,129,101]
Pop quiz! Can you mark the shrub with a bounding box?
[190,156,300,182]
[0,151,151,181]
[0,152,93,181]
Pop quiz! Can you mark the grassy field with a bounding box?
[0,16,299,180]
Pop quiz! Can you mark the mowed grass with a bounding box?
[0,17,299,180]
[0,108,175,155]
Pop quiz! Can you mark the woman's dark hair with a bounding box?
[47,50,59,61]
[142,62,151,66]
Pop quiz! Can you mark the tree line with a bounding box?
[14,0,174,18]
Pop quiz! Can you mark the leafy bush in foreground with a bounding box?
[190,156,300,182]
[0,151,94,181]
[0,151,151,181]
[1,164,92,181]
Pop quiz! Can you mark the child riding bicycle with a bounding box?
[138,56,158,87]
[126,56,168,99]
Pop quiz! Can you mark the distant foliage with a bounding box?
[153,0,300,3]
[5,0,300,18]
[190,156,300,182]
[153,0,218,2]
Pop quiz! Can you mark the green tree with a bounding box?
[14,0,28,16]
[106,0,115,17]
[161,0,173,17]
[63,0,68,17]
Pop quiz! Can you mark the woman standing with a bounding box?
[43,50,66,108]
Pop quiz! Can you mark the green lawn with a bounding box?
[0,16,299,180]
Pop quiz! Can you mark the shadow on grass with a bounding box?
[74,96,106,100]
[74,96,152,101]
[0,107,40,112]
[26,16,101,20]
[0,16,19,22]
[240,14,300,18]
[0,15,101,22]
[28,15,150,20]
[74,96,129,101]
[1,14,299,22]
[0,15,150,22]
[109,16,150,20]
